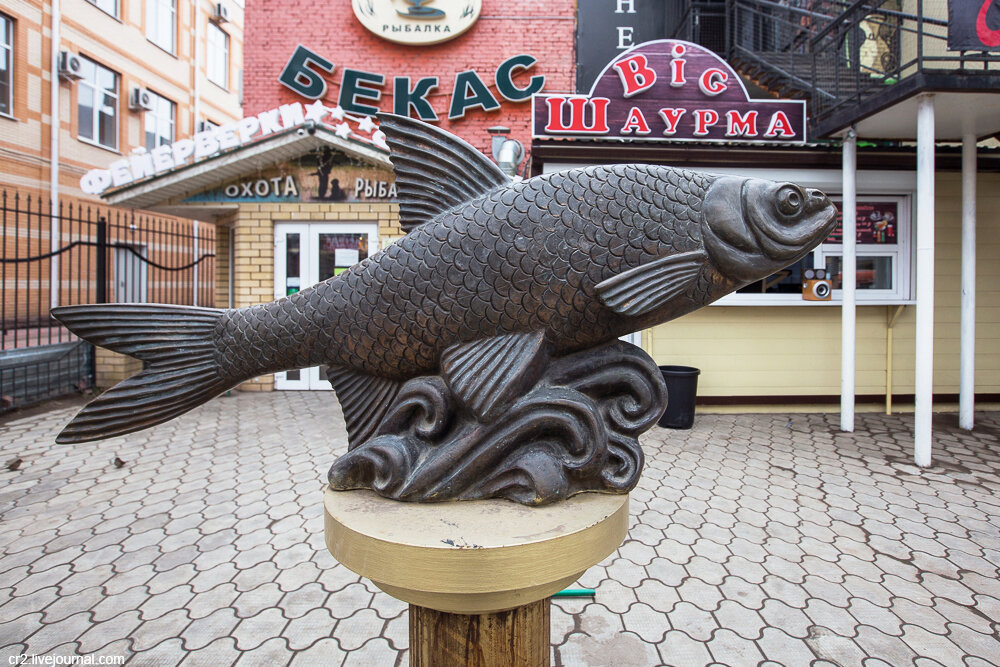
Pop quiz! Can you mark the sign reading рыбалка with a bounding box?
[533,40,806,144]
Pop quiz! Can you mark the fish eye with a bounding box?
[776,185,804,217]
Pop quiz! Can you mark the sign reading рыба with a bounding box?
[532,40,806,144]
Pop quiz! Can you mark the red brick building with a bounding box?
[243,0,576,170]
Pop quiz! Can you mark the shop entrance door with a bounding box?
[273,222,377,390]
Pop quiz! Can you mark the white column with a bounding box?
[914,95,935,467]
[960,134,977,430]
[49,0,61,310]
[841,129,857,433]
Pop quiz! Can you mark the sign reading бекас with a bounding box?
[533,40,806,144]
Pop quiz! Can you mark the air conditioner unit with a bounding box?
[58,51,84,80]
[129,87,155,111]
[211,3,229,23]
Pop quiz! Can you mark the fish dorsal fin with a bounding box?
[376,112,511,233]
[441,331,550,422]
[326,366,403,448]
[596,250,707,316]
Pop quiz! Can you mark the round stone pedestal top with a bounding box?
[324,488,629,614]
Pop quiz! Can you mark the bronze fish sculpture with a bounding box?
[52,114,837,444]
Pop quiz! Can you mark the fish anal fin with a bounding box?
[441,331,551,423]
[326,366,403,449]
[596,250,707,316]
[376,113,511,233]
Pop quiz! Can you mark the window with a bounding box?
[77,57,118,150]
[0,14,11,117]
[729,195,912,304]
[147,0,176,53]
[86,0,118,18]
[815,198,911,301]
[207,23,229,88]
[144,90,175,151]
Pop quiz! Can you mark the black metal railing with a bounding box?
[722,0,851,100]
[808,0,1000,131]
[669,0,1000,136]
[1,190,216,412]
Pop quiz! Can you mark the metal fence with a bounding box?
[1,190,215,412]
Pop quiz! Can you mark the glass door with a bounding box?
[274,222,377,390]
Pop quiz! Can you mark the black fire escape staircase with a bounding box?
[675,0,1000,140]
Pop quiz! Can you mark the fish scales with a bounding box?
[215,164,711,382]
[50,113,838,445]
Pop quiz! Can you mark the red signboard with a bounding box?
[532,40,806,144]
[827,202,898,245]
[948,0,1000,50]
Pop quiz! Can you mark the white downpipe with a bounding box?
[840,129,857,433]
[193,4,202,133]
[959,134,977,430]
[49,0,61,310]
[914,95,935,467]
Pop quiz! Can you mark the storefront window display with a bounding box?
[734,196,911,303]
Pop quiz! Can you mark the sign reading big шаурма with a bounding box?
[533,40,806,144]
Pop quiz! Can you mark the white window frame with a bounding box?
[144,89,175,151]
[0,14,12,118]
[146,0,176,54]
[813,195,912,303]
[77,56,119,151]
[206,23,229,89]
[87,0,119,19]
[715,192,913,306]
[273,222,378,390]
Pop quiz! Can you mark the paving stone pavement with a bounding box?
[1,392,999,666]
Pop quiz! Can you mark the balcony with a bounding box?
[673,0,1000,140]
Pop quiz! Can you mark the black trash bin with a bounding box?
[657,365,700,429]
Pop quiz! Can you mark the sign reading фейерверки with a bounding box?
[352,0,482,45]
[533,40,806,144]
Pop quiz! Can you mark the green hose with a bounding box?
[552,589,596,598]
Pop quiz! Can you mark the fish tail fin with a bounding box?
[50,304,232,443]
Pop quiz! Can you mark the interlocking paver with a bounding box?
[332,608,383,652]
[131,609,192,652]
[178,636,240,666]
[900,624,968,666]
[658,629,713,667]
[187,583,240,620]
[76,610,141,655]
[4,396,1000,665]
[232,607,288,651]
[756,627,813,667]
[131,637,187,666]
[288,637,346,665]
[804,625,868,665]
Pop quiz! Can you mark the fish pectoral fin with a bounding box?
[376,113,511,233]
[441,331,551,423]
[596,250,707,316]
[326,366,403,449]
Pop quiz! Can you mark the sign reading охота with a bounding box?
[533,40,806,144]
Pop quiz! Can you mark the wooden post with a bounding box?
[324,489,628,666]
[410,599,550,667]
